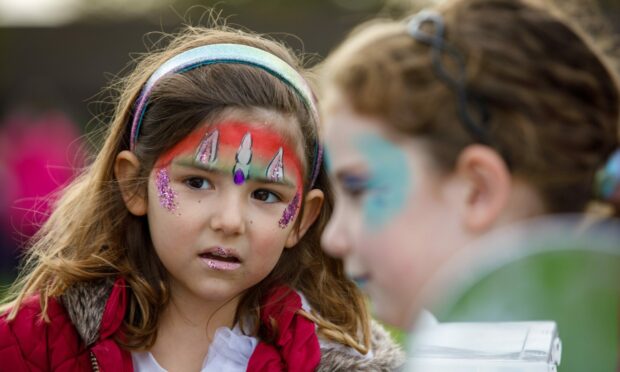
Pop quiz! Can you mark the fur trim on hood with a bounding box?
[318,319,405,371]
[61,277,115,346]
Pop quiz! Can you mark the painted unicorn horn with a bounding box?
[195,129,219,165]
[233,132,252,185]
[266,147,284,183]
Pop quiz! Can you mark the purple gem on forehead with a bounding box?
[156,168,177,212]
[279,192,301,229]
[233,169,246,185]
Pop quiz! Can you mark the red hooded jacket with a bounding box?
[0,279,132,371]
[0,278,401,371]
[0,278,322,372]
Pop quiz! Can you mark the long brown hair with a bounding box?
[2,25,370,353]
[321,0,620,216]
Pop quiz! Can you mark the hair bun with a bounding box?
[595,148,620,205]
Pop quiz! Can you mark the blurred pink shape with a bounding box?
[0,111,86,243]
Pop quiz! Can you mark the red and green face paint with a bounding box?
[154,121,304,228]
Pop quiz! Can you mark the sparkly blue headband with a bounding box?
[130,43,322,187]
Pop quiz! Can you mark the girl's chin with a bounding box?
[181,282,245,303]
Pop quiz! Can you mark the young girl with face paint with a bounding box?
[0,26,404,371]
[319,0,620,330]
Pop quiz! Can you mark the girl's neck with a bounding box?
[149,283,242,371]
[161,283,241,330]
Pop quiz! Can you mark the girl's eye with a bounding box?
[185,177,212,190]
[341,175,370,199]
[343,185,367,200]
[344,186,366,198]
[252,189,281,203]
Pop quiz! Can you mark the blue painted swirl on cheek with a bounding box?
[354,135,411,230]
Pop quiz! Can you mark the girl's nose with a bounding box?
[209,192,246,236]
[321,204,351,258]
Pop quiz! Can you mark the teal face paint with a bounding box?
[354,135,411,230]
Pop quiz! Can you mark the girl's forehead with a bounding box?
[157,118,304,168]
[218,107,303,147]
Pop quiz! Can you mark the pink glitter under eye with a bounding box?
[156,168,178,212]
[278,192,301,229]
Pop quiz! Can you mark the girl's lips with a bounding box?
[198,246,241,261]
[201,257,242,271]
[198,246,242,271]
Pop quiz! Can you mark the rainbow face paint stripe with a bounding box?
[156,121,304,227]
[129,43,322,187]
[354,134,411,230]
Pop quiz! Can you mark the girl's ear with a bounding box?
[285,189,324,248]
[456,145,511,233]
[115,150,147,216]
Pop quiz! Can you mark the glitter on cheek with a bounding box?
[278,192,301,229]
[156,168,178,212]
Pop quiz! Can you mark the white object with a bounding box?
[407,321,561,372]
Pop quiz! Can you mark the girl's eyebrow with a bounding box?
[334,163,370,183]
[252,175,296,188]
[173,158,296,188]
[174,158,226,176]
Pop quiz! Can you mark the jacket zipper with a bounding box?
[90,351,100,372]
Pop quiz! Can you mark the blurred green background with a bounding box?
[430,220,620,371]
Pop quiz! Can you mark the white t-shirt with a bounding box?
[132,322,257,371]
